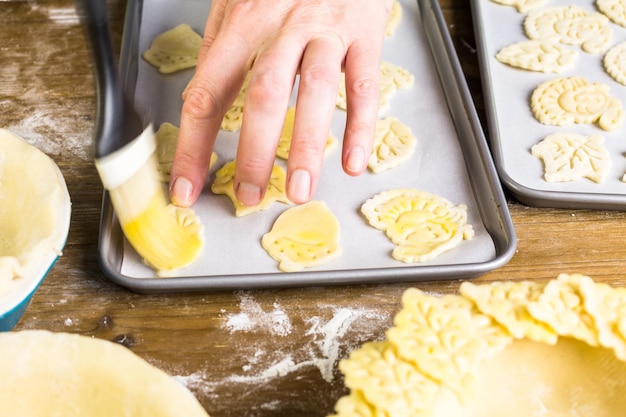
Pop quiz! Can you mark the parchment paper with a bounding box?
[120,0,497,279]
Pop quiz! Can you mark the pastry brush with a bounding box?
[77,0,203,273]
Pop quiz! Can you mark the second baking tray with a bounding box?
[471,0,626,209]
[97,0,516,293]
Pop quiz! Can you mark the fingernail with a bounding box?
[170,176,193,207]
[235,181,262,206]
[287,169,311,203]
[346,146,366,174]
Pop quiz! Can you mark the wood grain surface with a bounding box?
[2,1,626,416]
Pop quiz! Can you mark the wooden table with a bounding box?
[3,1,626,416]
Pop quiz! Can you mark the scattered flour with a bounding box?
[224,293,292,337]
[173,292,392,401]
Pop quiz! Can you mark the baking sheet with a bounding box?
[471,0,626,209]
[97,0,516,292]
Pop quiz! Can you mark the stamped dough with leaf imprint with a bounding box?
[496,40,578,73]
[360,189,474,263]
[369,117,417,173]
[155,122,217,182]
[488,0,546,12]
[604,41,626,86]
[261,200,342,272]
[221,73,250,132]
[531,76,624,131]
[337,61,414,115]
[531,132,611,183]
[276,107,338,160]
[597,0,626,27]
[524,5,613,54]
[211,160,291,216]
[142,24,202,73]
[330,274,626,417]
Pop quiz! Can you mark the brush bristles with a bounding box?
[106,153,204,274]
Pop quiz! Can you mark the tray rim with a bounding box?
[470,0,626,211]
[97,0,517,293]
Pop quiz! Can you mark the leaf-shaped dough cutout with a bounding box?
[488,0,546,12]
[496,40,578,73]
[524,5,613,54]
[368,117,417,173]
[142,24,202,73]
[531,132,611,183]
[337,61,414,115]
[211,160,291,216]
[261,201,342,272]
[531,76,624,131]
[361,189,474,263]
[221,73,250,131]
[276,107,338,160]
[597,0,626,27]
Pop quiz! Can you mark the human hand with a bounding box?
[169,0,393,207]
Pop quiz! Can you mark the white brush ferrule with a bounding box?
[95,124,156,190]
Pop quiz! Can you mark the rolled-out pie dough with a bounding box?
[0,129,71,297]
[0,330,210,416]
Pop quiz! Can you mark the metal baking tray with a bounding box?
[471,0,626,209]
[97,0,516,293]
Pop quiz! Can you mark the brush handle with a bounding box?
[77,0,144,159]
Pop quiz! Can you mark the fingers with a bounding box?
[287,35,344,203]
[234,34,303,206]
[169,31,250,207]
[341,42,382,177]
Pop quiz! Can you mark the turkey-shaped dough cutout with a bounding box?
[488,0,546,12]
[597,0,626,27]
[330,274,626,417]
[531,76,624,131]
[604,41,626,86]
[531,132,611,183]
[211,160,291,216]
[337,61,414,115]
[369,117,417,173]
[221,73,250,132]
[261,201,342,272]
[155,122,217,182]
[276,106,338,160]
[360,189,474,263]
[142,24,202,73]
[524,6,613,54]
[496,40,578,73]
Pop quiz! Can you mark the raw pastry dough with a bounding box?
[221,73,251,131]
[143,24,202,74]
[496,40,578,73]
[0,330,210,417]
[0,129,71,297]
[369,116,417,173]
[276,106,338,160]
[337,61,414,115]
[488,0,546,12]
[330,274,626,417]
[604,41,626,86]
[530,76,624,131]
[211,160,291,216]
[386,0,402,36]
[360,189,474,263]
[155,122,217,182]
[262,200,342,272]
[531,132,611,183]
[597,0,626,27]
[524,6,613,54]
